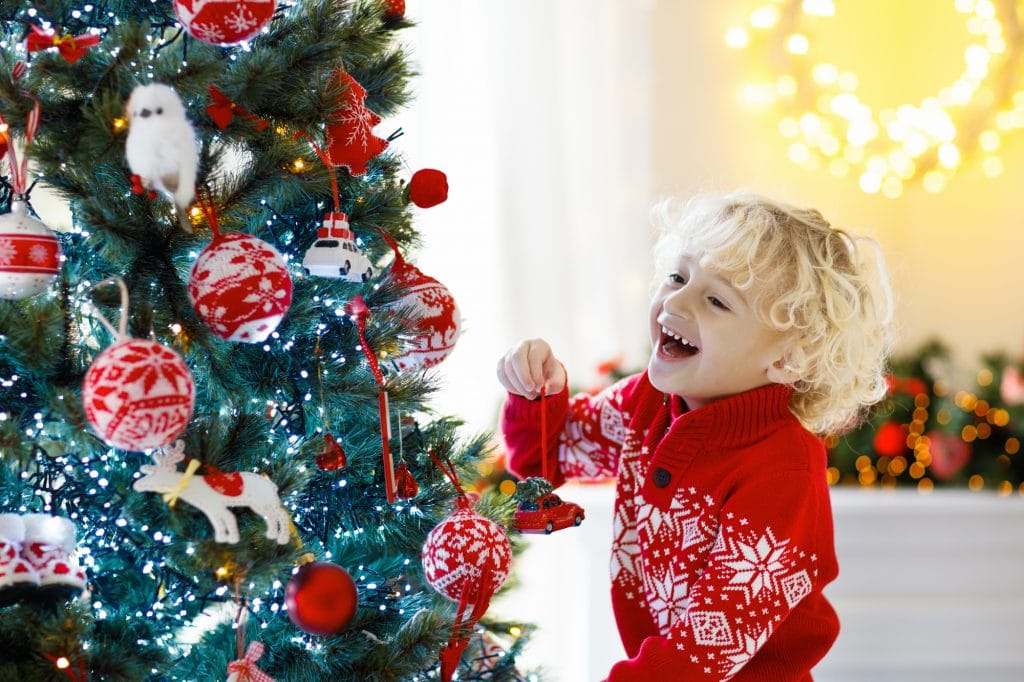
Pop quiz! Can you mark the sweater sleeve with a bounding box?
[501,373,644,487]
[607,469,835,681]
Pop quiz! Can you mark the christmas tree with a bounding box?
[0,1,529,679]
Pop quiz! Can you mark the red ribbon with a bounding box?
[227,642,275,682]
[206,85,269,133]
[194,188,222,239]
[26,25,99,64]
[0,71,41,195]
[345,295,396,502]
[294,130,341,212]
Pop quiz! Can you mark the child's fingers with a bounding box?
[541,354,566,394]
[508,342,539,397]
[526,342,548,393]
[496,360,521,396]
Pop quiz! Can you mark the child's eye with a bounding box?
[668,273,686,285]
[709,296,729,310]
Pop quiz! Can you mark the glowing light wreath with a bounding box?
[728,0,1024,197]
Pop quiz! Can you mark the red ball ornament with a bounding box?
[285,557,358,636]
[0,199,61,300]
[873,421,907,458]
[378,232,461,371]
[83,338,195,451]
[173,0,277,45]
[421,496,511,602]
[408,169,448,208]
[188,232,292,343]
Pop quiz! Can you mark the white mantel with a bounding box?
[492,485,1024,681]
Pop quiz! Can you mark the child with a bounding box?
[497,192,894,681]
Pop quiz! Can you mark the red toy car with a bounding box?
[514,493,585,534]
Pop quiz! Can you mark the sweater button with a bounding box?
[652,467,671,488]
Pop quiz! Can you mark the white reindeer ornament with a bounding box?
[133,441,291,545]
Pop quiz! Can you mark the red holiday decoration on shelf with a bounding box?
[408,168,448,208]
[316,434,347,471]
[872,421,907,458]
[173,0,277,45]
[325,71,388,176]
[285,554,358,636]
[376,229,461,371]
[25,25,99,63]
[421,451,512,681]
[188,192,292,343]
[927,430,972,481]
[82,280,195,452]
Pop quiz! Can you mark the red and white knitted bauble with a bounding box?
[0,199,61,300]
[173,0,276,45]
[83,338,195,451]
[381,234,460,371]
[421,498,511,602]
[188,232,292,343]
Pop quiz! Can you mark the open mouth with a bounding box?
[659,325,699,359]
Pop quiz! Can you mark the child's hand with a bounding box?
[496,338,567,400]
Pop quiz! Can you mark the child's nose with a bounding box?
[663,287,694,317]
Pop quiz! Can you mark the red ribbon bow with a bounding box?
[206,85,269,132]
[227,642,275,682]
[26,25,99,64]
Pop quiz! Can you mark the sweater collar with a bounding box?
[633,373,797,509]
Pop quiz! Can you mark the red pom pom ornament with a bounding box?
[285,556,358,636]
[408,169,448,208]
[188,232,292,343]
[173,0,277,45]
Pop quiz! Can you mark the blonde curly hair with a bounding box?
[652,192,895,435]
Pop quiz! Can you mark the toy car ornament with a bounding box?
[302,212,374,282]
[513,476,585,535]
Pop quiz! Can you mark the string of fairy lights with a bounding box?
[0,9,535,679]
[823,368,1022,495]
[727,0,1024,196]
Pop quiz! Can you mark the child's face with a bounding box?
[648,251,791,408]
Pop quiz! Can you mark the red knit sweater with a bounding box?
[502,372,840,681]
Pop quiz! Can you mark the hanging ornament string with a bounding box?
[344,295,396,502]
[427,449,464,498]
[194,187,222,239]
[84,277,130,341]
[0,77,41,197]
[540,388,550,483]
[294,130,340,213]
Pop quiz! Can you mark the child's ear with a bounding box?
[765,338,802,384]
[766,358,800,384]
